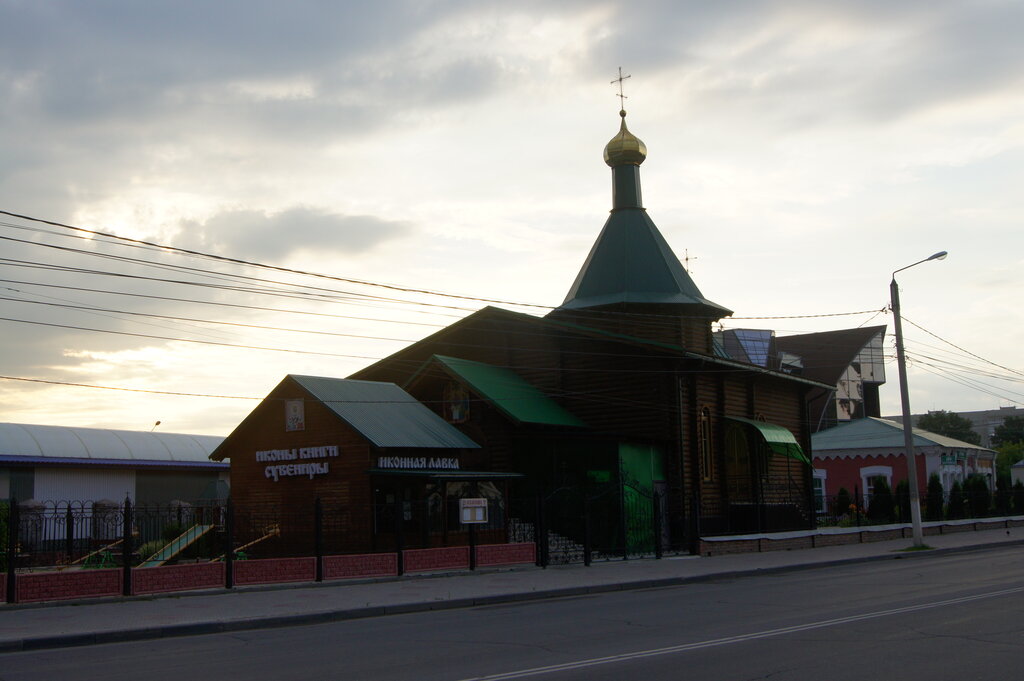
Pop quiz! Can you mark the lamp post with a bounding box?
[891,250,947,547]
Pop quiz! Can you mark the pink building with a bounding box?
[811,417,995,511]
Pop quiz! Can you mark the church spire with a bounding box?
[552,76,732,329]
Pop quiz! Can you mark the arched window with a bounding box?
[699,407,713,481]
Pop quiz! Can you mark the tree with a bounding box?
[993,416,1024,447]
[996,442,1024,479]
[1014,481,1024,515]
[925,474,945,521]
[833,487,853,518]
[947,480,965,519]
[895,479,911,523]
[995,472,1013,515]
[867,478,895,523]
[916,410,981,445]
[963,474,991,517]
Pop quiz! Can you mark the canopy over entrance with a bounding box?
[726,416,810,465]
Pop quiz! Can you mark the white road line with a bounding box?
[457,584,1024,680]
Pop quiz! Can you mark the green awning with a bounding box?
[433,355,586,428]
[727,416,811,465]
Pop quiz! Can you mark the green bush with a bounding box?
[895,479,911,523]
[1014,481,1024,515]
[161,524,184,543]
[926,474,945,521]
[995,473,1012,515]
[867,478,895,523]
[947,480,965,519]
[963,474,991,517]
[0,501,8,572]
[834,487,853,517]
[136,539,165,562]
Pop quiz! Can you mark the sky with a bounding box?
[0,0,1022,436]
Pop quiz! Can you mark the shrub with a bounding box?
[926,474,945,521]
[947,480,965,519]
[161,524,184,543]
[963,474,991,517]
[895,479,911,523]
[1014,481,1024,515]
[867,478,895,523]
[834,487,853,518]
[995,473,1012,515]
[0,501,7,572]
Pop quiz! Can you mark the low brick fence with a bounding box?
[476,542,535,567]
[700,517,1022,556]
[404,546,470,573]
[324,553,397,580]
[16,569,121,604]
[1,542,538,605]
[132,562,225,596]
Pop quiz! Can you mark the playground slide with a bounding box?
[139,524,214,568]
[212,524,279,562]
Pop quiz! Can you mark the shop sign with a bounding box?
[376,456,461,470]
[257,445,339,482]
[459,498,488,524]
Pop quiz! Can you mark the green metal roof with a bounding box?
[291,375,480,449]
[433,355,586,428]
[727,416,810,465]
[812,417,995,454]
[558,208,731,318]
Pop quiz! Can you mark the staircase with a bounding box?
[508,518,586,565]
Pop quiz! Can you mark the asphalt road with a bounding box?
[3,546,1024,681]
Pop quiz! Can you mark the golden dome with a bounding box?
[603,110,647,167]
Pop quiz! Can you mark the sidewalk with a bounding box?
[2,527,1021,653]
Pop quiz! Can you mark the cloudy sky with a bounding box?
[1,0,1021,436]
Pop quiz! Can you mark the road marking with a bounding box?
[457,584,1024,680]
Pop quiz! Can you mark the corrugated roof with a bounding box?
[0,422,224,464]
[290,375,479,449]
[812,417,995,453]
[433,355,586,428]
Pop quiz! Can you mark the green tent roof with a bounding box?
[727,416,810,465]
[434,355,586,428]
[558,208,731,318]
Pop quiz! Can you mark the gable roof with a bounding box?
[289,375,479,450]
[557,208,731,317]
[812,417,995,454]
[351,305,832,392]
[776,326,886,385]
[431,355,586,428]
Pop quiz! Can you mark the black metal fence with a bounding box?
[2,490,686,575]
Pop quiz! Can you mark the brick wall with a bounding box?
[233,557,316,585]
[133,562,225,595]
[323,553,397,580]
[403,546,469,572]
[475,542,535,567]
[811,533,859,547]
[759,536,813,552]
[16,569,121,604]
[861,528,903,543]
[700,539,758,556]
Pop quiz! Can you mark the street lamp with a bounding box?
[891,250,947,547]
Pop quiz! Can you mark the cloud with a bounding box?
[177,208,411,260]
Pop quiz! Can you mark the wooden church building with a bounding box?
[346,108,830,550]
